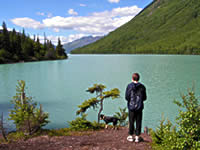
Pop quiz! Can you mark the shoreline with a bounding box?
[0,57,68,65]
[70,53,200,56]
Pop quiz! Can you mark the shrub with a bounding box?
[151,116,178,150]
[9,80,49,135]
[7,131,26,141]
[114,107,128,126]
[68,114,103,131]
[151,88,200,150]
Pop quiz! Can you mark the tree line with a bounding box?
[0,22,67,64]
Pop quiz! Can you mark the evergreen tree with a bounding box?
[1,22,11,58]
[39,33,47,57]
[22,38,34,60]
[34,36,42,59]
[76,84,120,123]
[10,29,17,53]
[56,38,67,59]
[33,34,36,42]
[0,32,2,50]
[151,88,200,149]
[10,28,18,61]
[15,33,22,60]
[45,40,56,59]
[21,28,26,43]
[9,80,49,135]
[42,33,47,57]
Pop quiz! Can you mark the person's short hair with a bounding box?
[132,73,140,81]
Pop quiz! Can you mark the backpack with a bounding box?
[128,86,143,111]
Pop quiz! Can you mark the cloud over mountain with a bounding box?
[11,5,142,35]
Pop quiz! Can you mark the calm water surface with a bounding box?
[0,55,200,130]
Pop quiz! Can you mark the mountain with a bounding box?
[72,0,200,54]
[64,36,103,53]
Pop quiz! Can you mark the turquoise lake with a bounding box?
[0,55,200,131]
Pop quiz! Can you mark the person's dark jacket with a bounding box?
[125,82,147,110]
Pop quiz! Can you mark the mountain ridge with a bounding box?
[64,36,102,54]
[72,0,200,54]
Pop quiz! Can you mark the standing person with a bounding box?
[125,73,147,143]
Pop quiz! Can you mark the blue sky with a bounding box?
[0,0,153,44]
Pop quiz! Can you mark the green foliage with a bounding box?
[46,128,71,136]
[68,114,103,131]
[72,0,200,55]
[151,117,178,150]
[9,80,49,135]
[151,88,200,150]
[86,84,106,94]
[173,89,200,149]
[114,107,128,126]
[7,131,26,141]
[76,84,120,123]
[0,48,10,63]
[76,98,99,115]
[0,22,67,64]
[103,88,120,99]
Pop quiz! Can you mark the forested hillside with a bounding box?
[72,0,200,54]
[0,22,67,64]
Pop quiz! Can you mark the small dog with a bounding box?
[100,114,119,129]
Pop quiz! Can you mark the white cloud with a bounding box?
[12,5,142,35]
[67,34,88,43]
[68,9,78,16]
[80,4,86,7]
[108,0,120,3]
[43,5,142,34]
[31,34,88,45]
[92,6,141,18]
[11,17,44,29]
[112,6,142,17]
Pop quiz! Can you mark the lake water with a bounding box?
[0,55,200,131]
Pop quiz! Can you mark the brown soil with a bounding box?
[0,127,152,150]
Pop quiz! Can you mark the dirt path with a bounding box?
[0,127,152,150]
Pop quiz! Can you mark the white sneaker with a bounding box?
[127,135,133,142]
[135,136,139,143]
